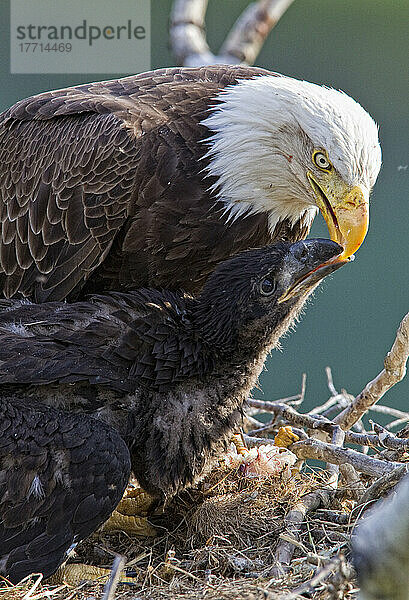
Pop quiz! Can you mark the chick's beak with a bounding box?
[307,171,369,259]
[277,239,348,304]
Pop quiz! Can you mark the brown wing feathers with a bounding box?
[0,110,139,300]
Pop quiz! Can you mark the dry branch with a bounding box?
[360,464,408,506]
[334,311,409,430]
[326,426,345,488]
[247,398,409,452]
[169,0,295,66]
[219,0,296,64]
[279,555,349,600]
[291,439,402,478]
[101,555,126,600]
[270,488,333,578]
[169,0,214,67]
[339,463,365,500]
[248,399,334,434]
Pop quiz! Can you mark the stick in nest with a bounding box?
[269,488,333,578]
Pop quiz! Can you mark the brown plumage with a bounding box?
[0,66,310,301]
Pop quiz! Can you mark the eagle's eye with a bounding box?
[259,277,277,296]
[313,151,332,171]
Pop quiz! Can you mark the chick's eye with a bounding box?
[260,277,277,296]
[313,151,331,171]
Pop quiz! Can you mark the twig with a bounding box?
[309,368,352,417]
[247,400,409,452]
[334,311,409,430]
[326,426,345,488]
[169,0,295,66]
[308,395,338,416]
[269,489,333,578]
[243,413,266,431]
[387,416,409,430]
[165,563,217,590]
[278,556,345,600]
[359,464,408,506]
[287,372,307,407]
[290,439,402,478]
[339,463,365,501]
[248,399,334,434]
[321,401,409,428]
[344,430,409,451]
[351,417,370,454]
[219,0,296,64]
[313,509,350,526]
[326,366,338,397]
[101,555,126,600]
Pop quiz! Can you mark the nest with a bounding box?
[0,461,358,600]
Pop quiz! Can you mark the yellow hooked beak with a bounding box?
[307,171,369,259]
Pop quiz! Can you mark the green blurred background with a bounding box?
[0,1,407,413]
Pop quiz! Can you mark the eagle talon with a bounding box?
[231,432,248,456]
[48,563,137,585]
[274,426,299,448]
[116,486,155,515]
[100,485,157,537]
[99,511,157,537]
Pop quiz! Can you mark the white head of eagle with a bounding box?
[203,74,381,258]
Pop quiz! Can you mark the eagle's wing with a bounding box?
[0,86,139,302]
[0,398,130,583]
[0,290,199,393]
[0,295,141,390]
[0,66,272,301]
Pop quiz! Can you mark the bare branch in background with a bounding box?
[335,311,409,430]
[169,0,296,67]
[219,0,296,64]
[169,0,213,67]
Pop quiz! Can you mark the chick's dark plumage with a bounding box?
[0,239,345,582]
[0,398,130,583]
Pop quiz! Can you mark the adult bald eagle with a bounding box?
[0,66,380,302]
[0,239,345,581]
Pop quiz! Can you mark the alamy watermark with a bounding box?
[10,0,151,74]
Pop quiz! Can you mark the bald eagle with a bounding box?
[0,239,345,581]
[0,66,380,302]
